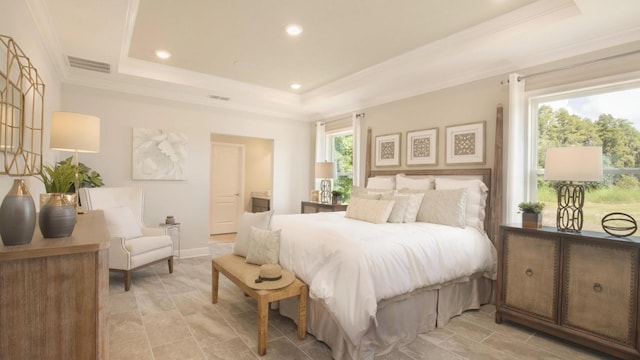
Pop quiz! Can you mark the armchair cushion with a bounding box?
[103,206,143,240]
[125,235,172,255]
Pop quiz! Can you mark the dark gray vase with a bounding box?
[39,193,76,238]
[0,179,36,246]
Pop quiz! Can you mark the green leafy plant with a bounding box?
[57,156,104,191]
[518,201,545,214]
[37,162,77,193]
[331,189,343,197]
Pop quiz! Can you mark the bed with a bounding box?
[277,114,504,359]
[274,171,497,359]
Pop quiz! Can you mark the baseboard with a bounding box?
[178,246,210,259]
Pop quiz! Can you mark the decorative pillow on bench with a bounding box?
[233,211,273,257]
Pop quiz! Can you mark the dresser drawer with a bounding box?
[502,232,559,321]
[562,240,638,345]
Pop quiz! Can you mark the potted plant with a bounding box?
[35,162,78,237]
[57,156,104,191]
[518,201,545,228]
[331,189,343,205]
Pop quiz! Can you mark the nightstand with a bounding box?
[301,201,348,214]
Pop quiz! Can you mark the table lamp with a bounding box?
[50,111,101,206]
[315,161,336,204]
[544,146,603,233]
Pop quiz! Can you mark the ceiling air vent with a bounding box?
[68,56,111,73]
[209,95,230,101]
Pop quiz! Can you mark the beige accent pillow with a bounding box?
[435,178,488,231]
[233,211,273,257]
[351,186,383,200]
[395,174,434,191]
[346,198,395,224]
[245,227,281,265]
[381,194,409,223]
[416,189,467,228]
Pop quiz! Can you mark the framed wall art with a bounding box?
[406,128,438,165]
[445,121,485,164]
[375,133,401,166]
[132,128,188,180]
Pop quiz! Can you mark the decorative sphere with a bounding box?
[601,212,637,237]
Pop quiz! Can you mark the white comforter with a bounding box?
[272,211,496,346]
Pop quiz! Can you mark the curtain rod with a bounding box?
[319,112,365,126]
[517,49,640,82]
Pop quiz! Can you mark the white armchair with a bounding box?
[79,186,173,291]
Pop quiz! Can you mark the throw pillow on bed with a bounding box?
[345,197,395,224]
[233,211,273,257]
[382,194,409,223]
[245,226,281,265]
[416,188,467,228]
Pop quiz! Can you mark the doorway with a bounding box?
[210,142,244,235]
[210,134,274,236]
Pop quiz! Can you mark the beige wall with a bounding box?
[211,134,273,211]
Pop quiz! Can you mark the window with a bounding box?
[530,82,640,232]
[326,129,353,202]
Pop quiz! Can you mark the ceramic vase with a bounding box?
[39,193,76,238]
[0,179,37,246]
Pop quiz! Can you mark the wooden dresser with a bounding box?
[0,210,110,359]
[497,225,640,359]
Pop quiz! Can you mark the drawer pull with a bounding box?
[593,283,603,293]
[525,268,533,277]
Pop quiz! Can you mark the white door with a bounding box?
[210,143,244,234]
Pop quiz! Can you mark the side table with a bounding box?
[301,201,348,213]
[159,223,181,259]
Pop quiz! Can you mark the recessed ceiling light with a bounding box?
[290,83,302,90]
[286,24,303,36]
[155,50,171,59]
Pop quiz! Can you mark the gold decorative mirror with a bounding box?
[0,34,44,176]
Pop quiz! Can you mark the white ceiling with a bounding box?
[29,0,640,120]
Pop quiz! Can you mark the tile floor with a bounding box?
[108,242,615,360]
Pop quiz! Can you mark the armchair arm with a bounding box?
[141,226,165,236]
[109,236,132,270]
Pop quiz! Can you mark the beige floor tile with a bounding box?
[260,337,312,359]
[526,332,615,360]
[109,310,147,346]
[183,310,238,347]
[201,337,257,360]
[109,289,138,315]
[398,335,464,360]
[142,309,193,347]
[109,337,153,360]
[439,334,516,360]
[482,332,565,360]
[152,337,206,360]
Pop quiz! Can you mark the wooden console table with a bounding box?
[0,210,110,359]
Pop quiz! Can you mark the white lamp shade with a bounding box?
[315,161,336,179]
[544,146,603,182]
[50,111,101,153]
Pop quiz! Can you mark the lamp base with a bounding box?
[556,182,584,233]
[320,179,331,204]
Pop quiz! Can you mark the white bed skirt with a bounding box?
[280,275,493,360]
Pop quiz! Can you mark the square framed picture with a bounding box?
[375,133,401,166]
[406,128,438,165]
[445,121,485,164]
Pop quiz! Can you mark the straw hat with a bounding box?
[244,263,295,290]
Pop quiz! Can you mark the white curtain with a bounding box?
[505,73,527,223]
[315,121,326,162]
[352,113,363,187]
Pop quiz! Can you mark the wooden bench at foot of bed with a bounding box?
[211,254,308,356]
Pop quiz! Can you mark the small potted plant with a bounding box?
[331,189,343,205]
[518,201,545,228]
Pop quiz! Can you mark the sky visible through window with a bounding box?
[544,87,640,130]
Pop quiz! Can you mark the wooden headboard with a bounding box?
[363,105,504,244]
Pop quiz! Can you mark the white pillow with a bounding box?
[366,176,395,190]
[233,211,273,257]
[435,178,488,231]
[416,189,467,228]
[395,174,433,191]
[102,206,143,240]
[245,227,281,265]
[346,198,395,224]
